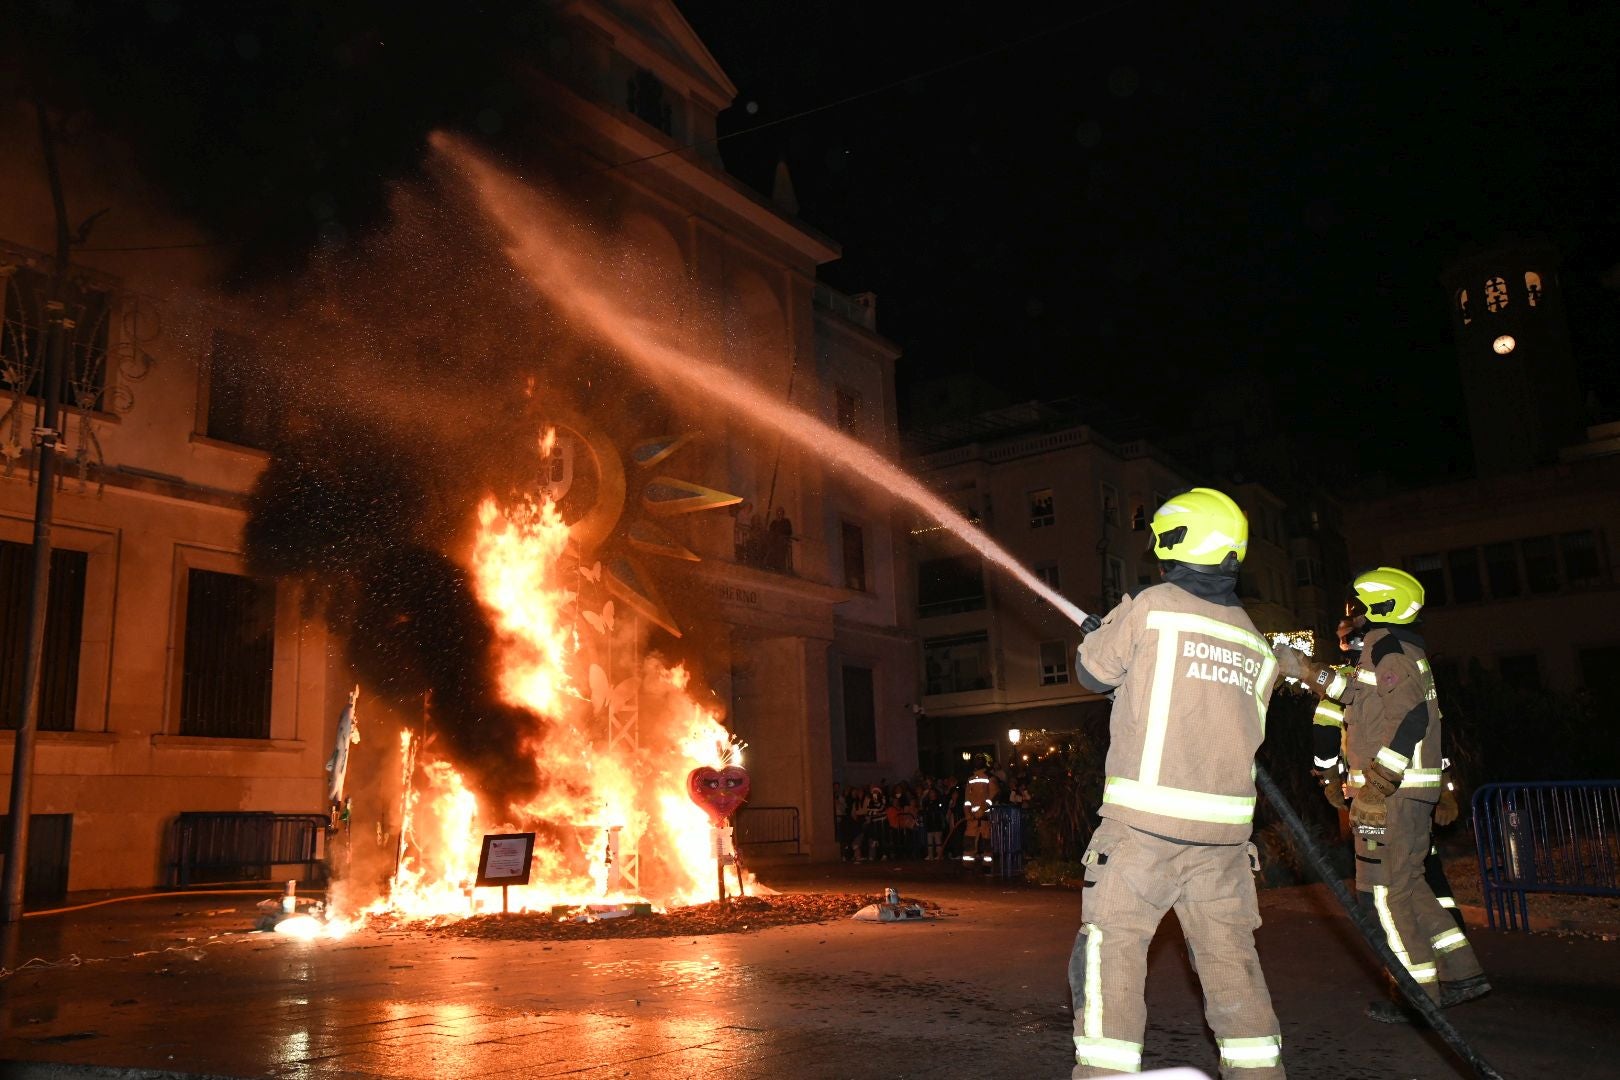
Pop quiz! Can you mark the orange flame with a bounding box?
[341,446,744,927]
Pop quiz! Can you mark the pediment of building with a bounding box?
[561,0,737,110]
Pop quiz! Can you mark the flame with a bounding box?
[333,437,746,929]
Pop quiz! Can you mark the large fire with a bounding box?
[333,428,743,927]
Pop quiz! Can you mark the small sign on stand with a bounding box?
[475,832,536,914]
[687,766,750,904]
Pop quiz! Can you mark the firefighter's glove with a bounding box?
[1313,768,1347,810]
[1350,786,1387,830]
[1364,760,1403,798]
[1435,785,1460,827]
[1270,643,1307,683]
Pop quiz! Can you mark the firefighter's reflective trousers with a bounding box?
[1354,797,1484,997]
[1068,819,1283,1078]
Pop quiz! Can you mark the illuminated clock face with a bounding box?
[1492,334,1517,355]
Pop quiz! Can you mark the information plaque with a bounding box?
[475,832,536,888]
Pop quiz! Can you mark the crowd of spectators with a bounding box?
[832,768,1036,863]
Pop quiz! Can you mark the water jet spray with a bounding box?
[432,134,1093,634]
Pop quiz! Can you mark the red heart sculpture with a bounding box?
[687,765,751,823]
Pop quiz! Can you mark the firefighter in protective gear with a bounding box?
[1276,567,1488,1021]
[962,763,998,864]
[1068,488,1285,1078]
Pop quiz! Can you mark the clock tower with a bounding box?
[1440,238,1583,475]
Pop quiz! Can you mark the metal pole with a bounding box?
[1,100,72,928]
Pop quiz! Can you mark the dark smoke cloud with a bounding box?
[225,179,587,813]
[6,1,550,277]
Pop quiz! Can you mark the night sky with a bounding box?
[679,1,1620,483]
[10,1,1620,486]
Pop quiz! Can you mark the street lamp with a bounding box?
[1007,728,1021,746]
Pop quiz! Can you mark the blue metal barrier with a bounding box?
[1472,781,1620,931]
[989,806,1024,879]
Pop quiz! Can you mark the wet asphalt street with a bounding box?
[1,861,1616,1079]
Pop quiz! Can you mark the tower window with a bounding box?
[1456,288,1471,326]
[1524,271,1543,308]
[1484,276,1509,314]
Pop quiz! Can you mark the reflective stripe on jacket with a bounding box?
[1077,582,1279,844]
[1342,627,1443,802]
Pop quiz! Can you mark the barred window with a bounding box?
[1,263,112,411]
[1524,271,1542,308]
[0,542,86,732]
[180,570,275,739]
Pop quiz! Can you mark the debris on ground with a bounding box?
[376,893,944,941]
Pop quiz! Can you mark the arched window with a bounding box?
[1525,271,1543,308]
[1484,276,1509,313]
[1457,288,1472,326]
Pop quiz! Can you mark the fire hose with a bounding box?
[1253,765,1505,1080]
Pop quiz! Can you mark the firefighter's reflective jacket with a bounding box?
[964,771,998,818]
[1078,583,1279,844]
[1341,626,1443,803]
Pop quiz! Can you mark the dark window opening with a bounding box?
[917,555,985,617]
[1039,639,1070,686]
[1497,653,1541,691]
[924,631,992,695]
[835,387,859,434]
[1521,536,1559,594]
[1578,646,1620,692]
[841,664,876,762]
[1035,562,1061,592]
[626,68,673,134]
[205,331,278,450]
[181,569,275,739]
[841,520,867,592]
[1101,484,1120,527]
[1560,531,1601,584]
[1483,542,1520,599]
[0,542,86,732]
[1408,553,1447,607]
[1448,548,1484,604]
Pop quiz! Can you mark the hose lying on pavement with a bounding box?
[22,887,325,918]
[1253,764,1505,1080]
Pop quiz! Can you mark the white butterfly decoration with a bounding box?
[579,561,603,584]
[582,600,615,636]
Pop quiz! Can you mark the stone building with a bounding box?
[906,402,1348,771]
[0,0,904,899]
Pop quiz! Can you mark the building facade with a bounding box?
[907,405,1350,769]
[908,409,1186,772]
[0,0,904,898]
[1345,426,1620,695]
